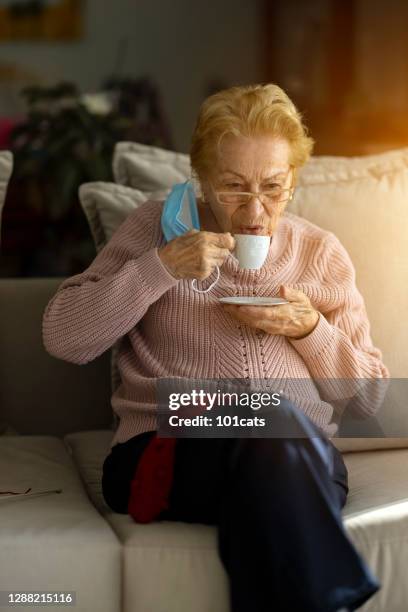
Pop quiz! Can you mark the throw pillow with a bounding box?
[288,146,408,380]
[113,141,190,190]
[79,181,167,430]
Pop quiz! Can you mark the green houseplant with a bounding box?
[4,78,173,276]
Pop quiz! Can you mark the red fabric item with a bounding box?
[127,436,177,523]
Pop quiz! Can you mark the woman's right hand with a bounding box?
[158,229,236,280]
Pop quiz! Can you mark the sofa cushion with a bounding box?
[64,429,230,611]
[0,435,121,612]
[342,448,408,611]
[111,519,230,612]
[64,429,114,514]
[79,181,167,253]
[78,182,167,402]
[289,147,408,379]
[333,437,408,454]
[113,141,191,190]
[64,429,408,612]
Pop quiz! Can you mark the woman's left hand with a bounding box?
[222,285,320,339]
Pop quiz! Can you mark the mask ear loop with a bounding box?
[191,265,220,293]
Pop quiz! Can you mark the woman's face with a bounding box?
[199,134,294,237]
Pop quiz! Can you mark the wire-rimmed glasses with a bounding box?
[213,166,295,207]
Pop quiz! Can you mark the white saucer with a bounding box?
[218,297,288,306]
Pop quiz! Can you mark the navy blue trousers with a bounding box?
[102,400,380,612]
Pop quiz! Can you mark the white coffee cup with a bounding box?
[233,234,271,269]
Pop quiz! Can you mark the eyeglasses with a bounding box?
[213,167,295,207]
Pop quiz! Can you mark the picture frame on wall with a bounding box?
[0,0,83,41]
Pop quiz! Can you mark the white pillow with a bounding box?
[79,181,168,251]
[113,141,190,190]
[288,148,408,451]
[79,181,167,406]
[0,151,13,240]
[288,147,408,379]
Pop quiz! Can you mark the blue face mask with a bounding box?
[161,180,220,293]
[161,180,200,242]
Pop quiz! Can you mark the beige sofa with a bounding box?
[1,143,408,612]
[1,278,408,612]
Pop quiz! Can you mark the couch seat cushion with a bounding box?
[65,430,408,612]
[64,429,114,514]
[64,429,229,611]
[0,436,121,612]
[341,449,408,611]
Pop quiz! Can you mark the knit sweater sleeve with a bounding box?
[288,233,390,418]
[42,201,179,365]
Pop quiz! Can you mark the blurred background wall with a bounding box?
[0,0,407,278]
[0,0,262,152]
[264,0,408,154]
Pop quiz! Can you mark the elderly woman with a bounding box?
[43,84,389,612]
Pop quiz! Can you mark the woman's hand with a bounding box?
[158,229,235,280]
[222,285,320,339]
